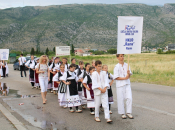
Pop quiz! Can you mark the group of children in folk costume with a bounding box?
[25,54,134,122]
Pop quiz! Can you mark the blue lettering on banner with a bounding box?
[124,38,135,50]
[120,25,138,35]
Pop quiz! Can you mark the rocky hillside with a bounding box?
[0,3,175,51]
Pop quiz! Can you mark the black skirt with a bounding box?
[67,79,78,96]
[49,73,53,83]
[77,82,82,91]
[108,86,113,97]
[30,69,34,78]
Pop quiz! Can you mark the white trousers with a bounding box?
[94,92,110,119]
[116,84,132,114]
[39,77,48,92]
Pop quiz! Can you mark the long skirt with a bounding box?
[86,84,95,108]
[53,81,59,90]
[108,86,114,104]
[48,73,53,90]
[77,82,87,105]
[58,82,67,106]
[34,71,39,87]
[29,69,35,83]
[66,79,81,107]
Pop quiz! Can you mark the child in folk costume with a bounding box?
[92,60,96,67]
[25,55,36,89]
[59,57,70,72]
[71,58,79,70]
[102,65,114,114]
[60,64,82,113]
[83,66,95,115]
[34,58,40,89]
[49,57,61,94]
[113,54,133,119]
[92,60,112,123]
[53,64,67,107]
[76,61,87,108]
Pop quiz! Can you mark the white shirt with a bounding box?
[83,74,92,84]
[60,71,79,82]
[49,62,60,71]
[113,63,132,88]
[53,71,66,82]
[25,60,35,69]
[57,64,70,72]
[18,57,26,65]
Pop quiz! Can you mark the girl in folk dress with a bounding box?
[36,55,50,104]
[0,61,4,79]
[76,61,86,109]
[60,64,82,113]
[102,65,114,114]
[25,55,36,89]
[83,66,95,115]
[49,57,60,94]
[53,64,67,107]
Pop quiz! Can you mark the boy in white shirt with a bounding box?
[113,54,134,119]
[92,60,112,123]
[18,54,26,77]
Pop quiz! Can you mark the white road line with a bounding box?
[133,104,175,117]
[0,103,27,130]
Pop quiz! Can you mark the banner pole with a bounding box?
[127,54,130,71]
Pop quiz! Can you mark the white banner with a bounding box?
[0,49,9,60]
[56,46,70,56]
[117,16,143,54]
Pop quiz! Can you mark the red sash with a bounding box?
[54,81,59,88]
[35,71,39,83]
[88,84,94,99]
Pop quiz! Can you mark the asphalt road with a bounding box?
[0,64,175,130]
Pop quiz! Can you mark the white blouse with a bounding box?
[113,63,132,88]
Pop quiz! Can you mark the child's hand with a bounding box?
[125,74,130,80]
[127,70,130,75]
[66,81,71,85]
[57,81,60,84]
[87,87,91,91]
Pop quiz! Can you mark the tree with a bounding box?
[30,48,35,55]
[157,49,162,54]
[36,48,39,54]
[53,47,55,52]
[45,47,49,55]
[71,44,75,54]
[107,48,117,54]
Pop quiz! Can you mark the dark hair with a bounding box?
[69,64,76,68]
[20,54,23,56]
[89,66,95,72]
[71,58,75,62]
[116,54,124,57]
[85,63,90,68]
[95,60,102,66]
[3,83,7,90]
[60,63,65,67]
[62,57,67,60]
[79,61,84,65]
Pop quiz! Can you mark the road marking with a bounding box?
[0,103,27,130]
[133,104,175,117]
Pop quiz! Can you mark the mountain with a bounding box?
[0,3,175,52]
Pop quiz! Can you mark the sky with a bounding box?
[0,0,174,9]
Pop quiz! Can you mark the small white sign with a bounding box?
[56,46,70,56]
[117,16,143,54]
[0,49,9,60]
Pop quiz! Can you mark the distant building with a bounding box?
[168,44,175,50]
[75,49,84,56]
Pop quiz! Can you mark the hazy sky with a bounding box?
[0,0,174,9]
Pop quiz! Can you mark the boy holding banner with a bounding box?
[113,54,133,119]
